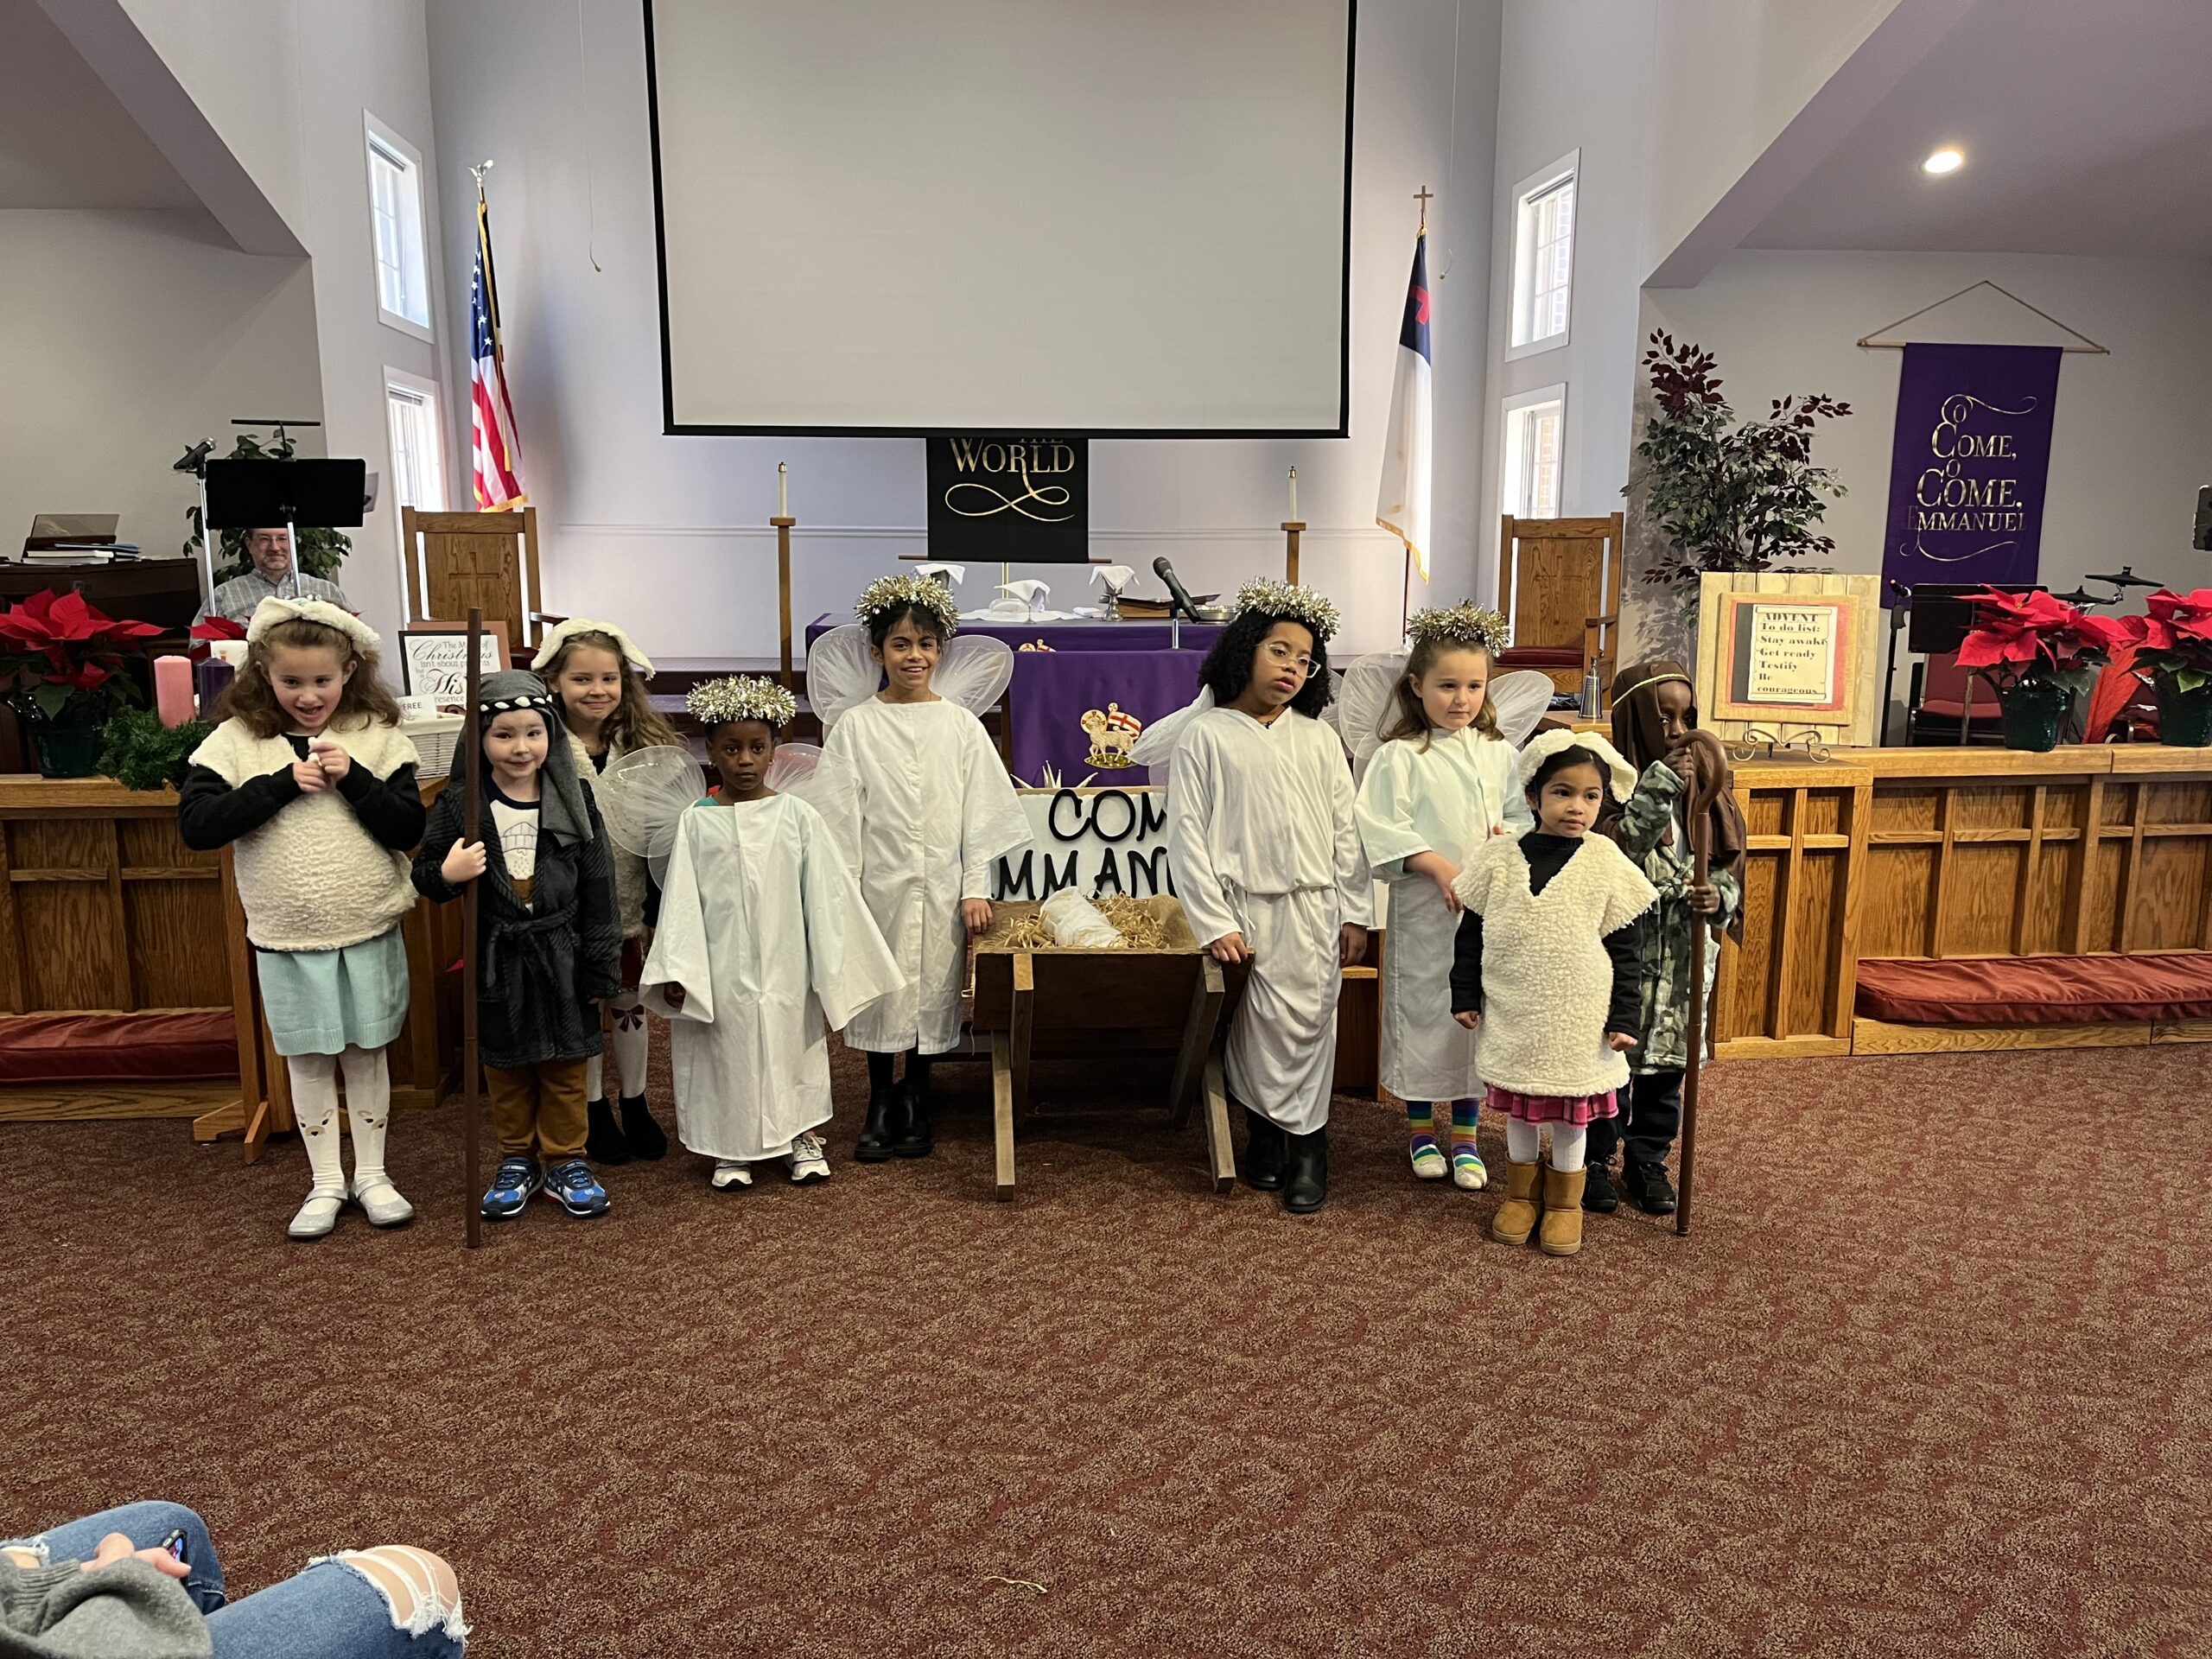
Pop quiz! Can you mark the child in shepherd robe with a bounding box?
[640,677,903,1189]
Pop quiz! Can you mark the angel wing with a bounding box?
[764,742,864,878]
[931,633,1014,716]
[596,746,707,885]
[1129,684,1215,794]
[1486,670,1557,748]
[804,625,881,736]
[1338,652,1408,783]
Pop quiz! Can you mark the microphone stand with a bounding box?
[1880,583,1910,746]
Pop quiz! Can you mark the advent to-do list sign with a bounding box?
[1742,604,1840,705]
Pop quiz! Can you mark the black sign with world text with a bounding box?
[925,435,1089,564]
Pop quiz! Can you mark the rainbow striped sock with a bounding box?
[1406,1101,1446,1178]
[1450,1098,1485,1186]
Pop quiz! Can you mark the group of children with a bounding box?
[177,573,1736,1259]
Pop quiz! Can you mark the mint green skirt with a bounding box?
[256,927,410,1057]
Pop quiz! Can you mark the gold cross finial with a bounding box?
[1414,185,1433,233]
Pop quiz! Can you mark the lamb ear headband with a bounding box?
[530,617,655,676]
[1516,726,1638,801]
[245,596,380,655]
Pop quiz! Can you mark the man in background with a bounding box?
[194,526,350,624]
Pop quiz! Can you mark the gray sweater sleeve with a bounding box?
[0,1557,212,1659]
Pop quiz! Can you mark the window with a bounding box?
[1508,151,1577,356]
[1500,385,1566,521]
[385,371,447,512]
[365,114,432,339]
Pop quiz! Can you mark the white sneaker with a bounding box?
[351,1176,415,1228]
[710,1160,753,1190]
[287,1190,344,1240]
[786,1132,830,1184]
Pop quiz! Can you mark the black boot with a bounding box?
[1582,1156,1619,1212]
[891,1077,933,1158]
[620,1094,668,1160]
[1242,1109,1287,1192]
[1284,1127,1328,1214]
[855,1080,897,1162]
[1622,1159,1677,1215]
[585,1098,631,1165]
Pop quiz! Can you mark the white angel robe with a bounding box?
[1356,727,1533,1103]
[1167,708,1372,1134]
[640,795,903,1162]
[823,697,1033,1054]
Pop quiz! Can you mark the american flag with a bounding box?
[470,191,525,511]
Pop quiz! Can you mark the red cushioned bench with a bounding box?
[0,1010,237,1084]
[1855,955,2212,1027]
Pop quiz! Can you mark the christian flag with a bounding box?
[1376,230,1433,581]
[470,191,525,511]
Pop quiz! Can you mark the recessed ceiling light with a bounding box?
[1922,147,1965,175]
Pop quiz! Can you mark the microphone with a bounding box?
[1153,556,1201,622]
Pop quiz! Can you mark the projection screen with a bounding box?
[644,0,1356,435]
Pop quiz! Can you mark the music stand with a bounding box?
[203,459,367,601]
[1902,582,2041,746]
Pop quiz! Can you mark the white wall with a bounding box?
[114,0,452,643]
[1478,0,1656,578]
[0,207,321,562]
[427,0,1503,659]
[1627,248,2212,665]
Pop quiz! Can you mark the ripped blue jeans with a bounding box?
[6,1502,467,1658]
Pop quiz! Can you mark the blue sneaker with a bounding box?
[481,1156,540,1220]
[542,1158,610,1217]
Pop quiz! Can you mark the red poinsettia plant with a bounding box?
[187,614,247,661]
[1955,586,2129,703]
[2115,588,2212,694]
[0,589,164,723]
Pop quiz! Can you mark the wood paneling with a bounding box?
[1718,746,2212,1060]
[1850,1017,2150,1055]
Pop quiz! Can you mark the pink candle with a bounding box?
[154,655,194,728]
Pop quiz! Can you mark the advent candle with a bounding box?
[778,461,788,518]
[194,658,236,718]
[154,656,194,728]
[1288,467,1299,522]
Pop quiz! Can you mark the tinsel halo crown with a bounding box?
[687,675,798,730]
[1406,602,1510,656]
[855,574,959,636]
[1233,578,1340,643]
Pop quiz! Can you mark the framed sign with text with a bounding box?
[926,435,1089,564]
[1694,574,1879,747]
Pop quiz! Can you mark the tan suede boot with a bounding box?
[1539,1166,1587,1256]
[1491,1159,1542,1245]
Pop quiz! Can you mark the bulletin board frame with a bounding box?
[1694,573,1879,747]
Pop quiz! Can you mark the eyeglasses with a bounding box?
[1262,641,1321,678]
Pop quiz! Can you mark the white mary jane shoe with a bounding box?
[288,1191,345,1240]
[351,1177,416,1228]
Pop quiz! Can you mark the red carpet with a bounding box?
[4,1040,2207,1656]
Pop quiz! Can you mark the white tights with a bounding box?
[1505,1116,1587,1173]
[585,988,649,1102]
[286,1046,394,1195]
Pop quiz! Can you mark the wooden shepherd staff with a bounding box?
[461,607,485,1250]
[1673,727,1732,1238]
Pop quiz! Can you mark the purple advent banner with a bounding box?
[1881,342,2063,602]
[1005,650,1205,786]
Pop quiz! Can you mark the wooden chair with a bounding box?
[1497,512,1625,700]
[402,507,546,651]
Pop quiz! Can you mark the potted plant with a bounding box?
[2114,588,2212,747]
[1630,332,1852,593]
[0,591,165,777]
[1956,587,2129,753]
[179,426,353,582]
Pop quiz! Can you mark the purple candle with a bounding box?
[194,658,235,719]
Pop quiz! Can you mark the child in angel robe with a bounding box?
[637,677,903,1189]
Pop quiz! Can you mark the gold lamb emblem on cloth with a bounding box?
[1080,702,1142,768]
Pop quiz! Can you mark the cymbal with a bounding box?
[2050,588,2098,605]
[2083,567,2159,588]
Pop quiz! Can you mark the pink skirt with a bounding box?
[1486,1084,1618,1127]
